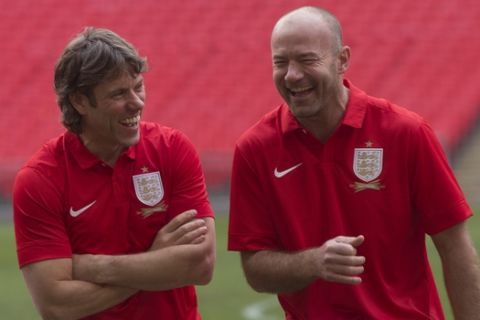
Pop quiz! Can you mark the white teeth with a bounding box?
[290,86,312,93]
[121,114,141,125]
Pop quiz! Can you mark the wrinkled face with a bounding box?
[271,15,346,120]
[79,71,145,152]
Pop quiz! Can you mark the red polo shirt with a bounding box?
[228,80,472,319]
[14,122,213,319]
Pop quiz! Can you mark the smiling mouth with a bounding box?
[120,114,141,127]
[288,86,313,96]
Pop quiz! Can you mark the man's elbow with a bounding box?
[242,264,288,294]
[244,272,270,293]
[240,254,271,293]
[36,303,75,320]
[32,292,84,320]
[190,245,215,286]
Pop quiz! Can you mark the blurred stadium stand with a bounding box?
[1,0,480,200]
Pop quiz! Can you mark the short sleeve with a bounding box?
[167,131,214,220]
[228,144,278,251]
[410,122,472,234]
[13,167,72,267]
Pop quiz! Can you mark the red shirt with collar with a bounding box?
[228,80,472,319]
[13,122,213,320]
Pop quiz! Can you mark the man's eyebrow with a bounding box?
[272,52,320,59]
[106,87,126,96]
[298,52,319,58]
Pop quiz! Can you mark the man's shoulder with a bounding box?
[140,122,181,141]
[139,121,194,151]
[236,105,284,148]
[23,133,69,169]
[140,121,172,134]
[16,133,69,186]
[347,81,423,124]
[362,91,425,128]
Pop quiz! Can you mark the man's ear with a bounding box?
[337,45,351,74]
[69,92,90,115]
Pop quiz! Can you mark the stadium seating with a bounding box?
[1,0,479,196]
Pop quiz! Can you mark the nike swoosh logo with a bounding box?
[69,201,96,217]
[274,163,303,178]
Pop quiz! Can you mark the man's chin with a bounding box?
[289,104,316,117]
[122,133,141,147]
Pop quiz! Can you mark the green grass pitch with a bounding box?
[1,211,479,319]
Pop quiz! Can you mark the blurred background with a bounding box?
[1,0,479,319]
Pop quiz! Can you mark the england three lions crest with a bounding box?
[133,171,164,206]
[353,148,383,182]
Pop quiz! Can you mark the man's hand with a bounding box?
[240,235,366,293]
[314,235,366,285]
[149,209,208,251]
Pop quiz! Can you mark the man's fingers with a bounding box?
[324,273,363,285]
[329,264,364,276]
[151,210,206,249]
[176,224,208,245]
[176,219,206,235]
[323,262,365,284]
[332,235,365,255]
[327,255,366,267]
[350,235,365,248]
[335,235,365,247]
[333,243,357,256]
[320,235,366,285]
[189,235,207,245]
[163,209,197,232]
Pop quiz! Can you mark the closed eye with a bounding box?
[110,90,126,99]
[134,82,144,93]
[301,59,318,65]
[273,60,288,67]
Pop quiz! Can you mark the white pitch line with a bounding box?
[242,296,280,320]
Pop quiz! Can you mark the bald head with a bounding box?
[272,6,343,53]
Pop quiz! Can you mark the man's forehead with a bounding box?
[93,72,143,94]
[272,15,338,57]
[103,71,142,86]
[273,16,330,46]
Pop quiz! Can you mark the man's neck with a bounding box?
[300,86,350,143]
[80,135,125,167]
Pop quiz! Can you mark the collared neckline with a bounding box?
[65,131,137,169]
[342,79,368,129]
[280,79,368,134]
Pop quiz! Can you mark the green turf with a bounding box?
[2,212,479,319]
[196,216,284,319]
[0,224,39,319]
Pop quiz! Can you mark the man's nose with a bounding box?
[284,62,303,82]
[127,91,145,111]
